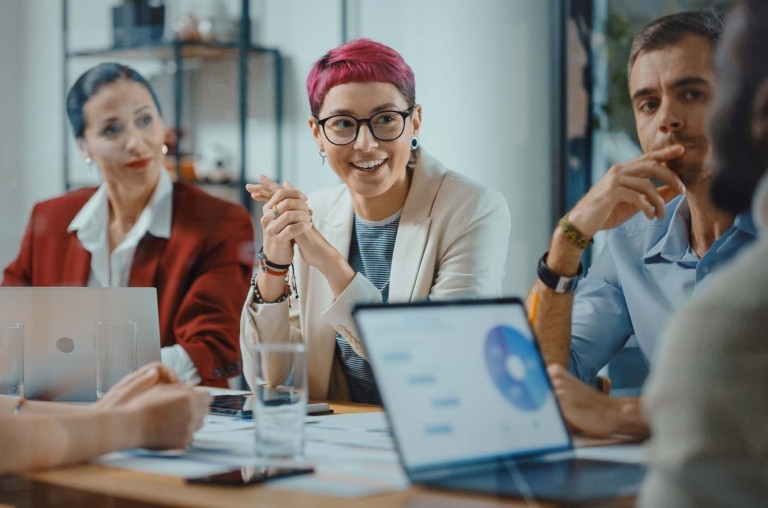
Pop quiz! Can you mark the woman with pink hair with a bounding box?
[241,38,510,403]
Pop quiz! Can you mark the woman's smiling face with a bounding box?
[310,81,421,206]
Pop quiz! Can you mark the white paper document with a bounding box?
[96,411,408,498]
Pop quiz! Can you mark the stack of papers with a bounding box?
[97,412,409,498]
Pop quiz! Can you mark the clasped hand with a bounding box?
[246,175,334,270]
[95,362,212,450]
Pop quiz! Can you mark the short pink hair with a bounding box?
[306,38,416,116]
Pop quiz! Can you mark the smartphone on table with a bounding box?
[187,465,314,486]
[209,394,333,418]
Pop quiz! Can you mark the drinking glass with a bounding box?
[0,323,24,398]
[95,320,137,399]
[252,343,308,462]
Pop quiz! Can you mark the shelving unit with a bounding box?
[61,0,283,212]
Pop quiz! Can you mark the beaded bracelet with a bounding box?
[251,274,292,304]
[559,215,594,250]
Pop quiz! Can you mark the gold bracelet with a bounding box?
[559,215,594,250]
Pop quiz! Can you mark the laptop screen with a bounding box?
[354,298,572,472]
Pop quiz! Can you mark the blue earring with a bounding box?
[410,136,419,150]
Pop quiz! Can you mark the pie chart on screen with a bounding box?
[485,325,549,411]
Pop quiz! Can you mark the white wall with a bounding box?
[2,0,554,296]
[0,1,63,267]
[0,1,23,266]
[353,0,555,296]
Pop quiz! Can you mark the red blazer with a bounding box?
[3,183,255,387]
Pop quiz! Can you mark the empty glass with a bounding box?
[0,323,24,398]
[252,343,308,462]
[95,320,137,399]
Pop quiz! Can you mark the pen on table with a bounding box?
[14,397,26,415]
[528,291,540,327]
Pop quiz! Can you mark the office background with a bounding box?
[0,0,729,298]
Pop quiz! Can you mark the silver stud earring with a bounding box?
[319,150,326,165]
[410,136,420,150]
[162,144,168,155]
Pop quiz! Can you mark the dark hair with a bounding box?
[627,8,725,77]
[66,62,162,139]
[710,0,768,213]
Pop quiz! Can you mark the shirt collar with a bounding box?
[752,172,768,235]
[734,208,758,238]
[67,170,173,239]
[642,196,692,263]
[146,170,173,239]
[642,193,758,264]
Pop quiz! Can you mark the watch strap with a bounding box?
[537,252,583,293]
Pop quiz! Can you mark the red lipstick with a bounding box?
[125,158,152,169]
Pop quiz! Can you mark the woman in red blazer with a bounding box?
[2,63,254,387]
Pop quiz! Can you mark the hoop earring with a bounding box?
[410,136,419,150]
[319,150,327,166]
[162,144,168,155]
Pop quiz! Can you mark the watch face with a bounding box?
[555,275,578,293]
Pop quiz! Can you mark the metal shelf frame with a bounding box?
[62,0,283,212]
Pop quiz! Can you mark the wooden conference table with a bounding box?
[1,402,636,508]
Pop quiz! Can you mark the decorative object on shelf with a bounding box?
[112,0,165,49]
[172,12,202,41]
[165,155,197,182]
[197,0,238,43]
[171,0,237,43]
[196,144,235,184]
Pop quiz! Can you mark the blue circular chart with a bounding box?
[485,325,549,411]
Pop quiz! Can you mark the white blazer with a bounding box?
[240,150,511,400]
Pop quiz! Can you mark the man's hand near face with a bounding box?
[527,145,686,368]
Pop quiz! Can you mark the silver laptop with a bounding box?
[0,287,161,402]
[352,297,645,503]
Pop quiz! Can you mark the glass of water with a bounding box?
[0,323,24,399]
[95,320,137,399]
[252,342,307,462]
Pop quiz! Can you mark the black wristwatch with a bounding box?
[537,252,583,293]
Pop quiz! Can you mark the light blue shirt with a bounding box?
[569,195,757,384]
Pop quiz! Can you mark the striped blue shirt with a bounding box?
[335,210,400,403]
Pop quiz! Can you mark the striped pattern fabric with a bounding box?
[335,213,400,404]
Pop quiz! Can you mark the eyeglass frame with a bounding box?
[313,105,416,146]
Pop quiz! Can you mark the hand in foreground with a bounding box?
[567,145,687,238]
[95,362,179,410]
[246,175,312,266]
[126,384,212,450]
[547,364,626,438]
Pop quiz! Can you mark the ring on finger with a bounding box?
[272,205,280,219]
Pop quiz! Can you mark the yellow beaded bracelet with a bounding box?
[559,215,594,250]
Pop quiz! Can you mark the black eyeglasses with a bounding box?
[315,106,415,146]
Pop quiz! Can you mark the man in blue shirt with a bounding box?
[529,8,757,438]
